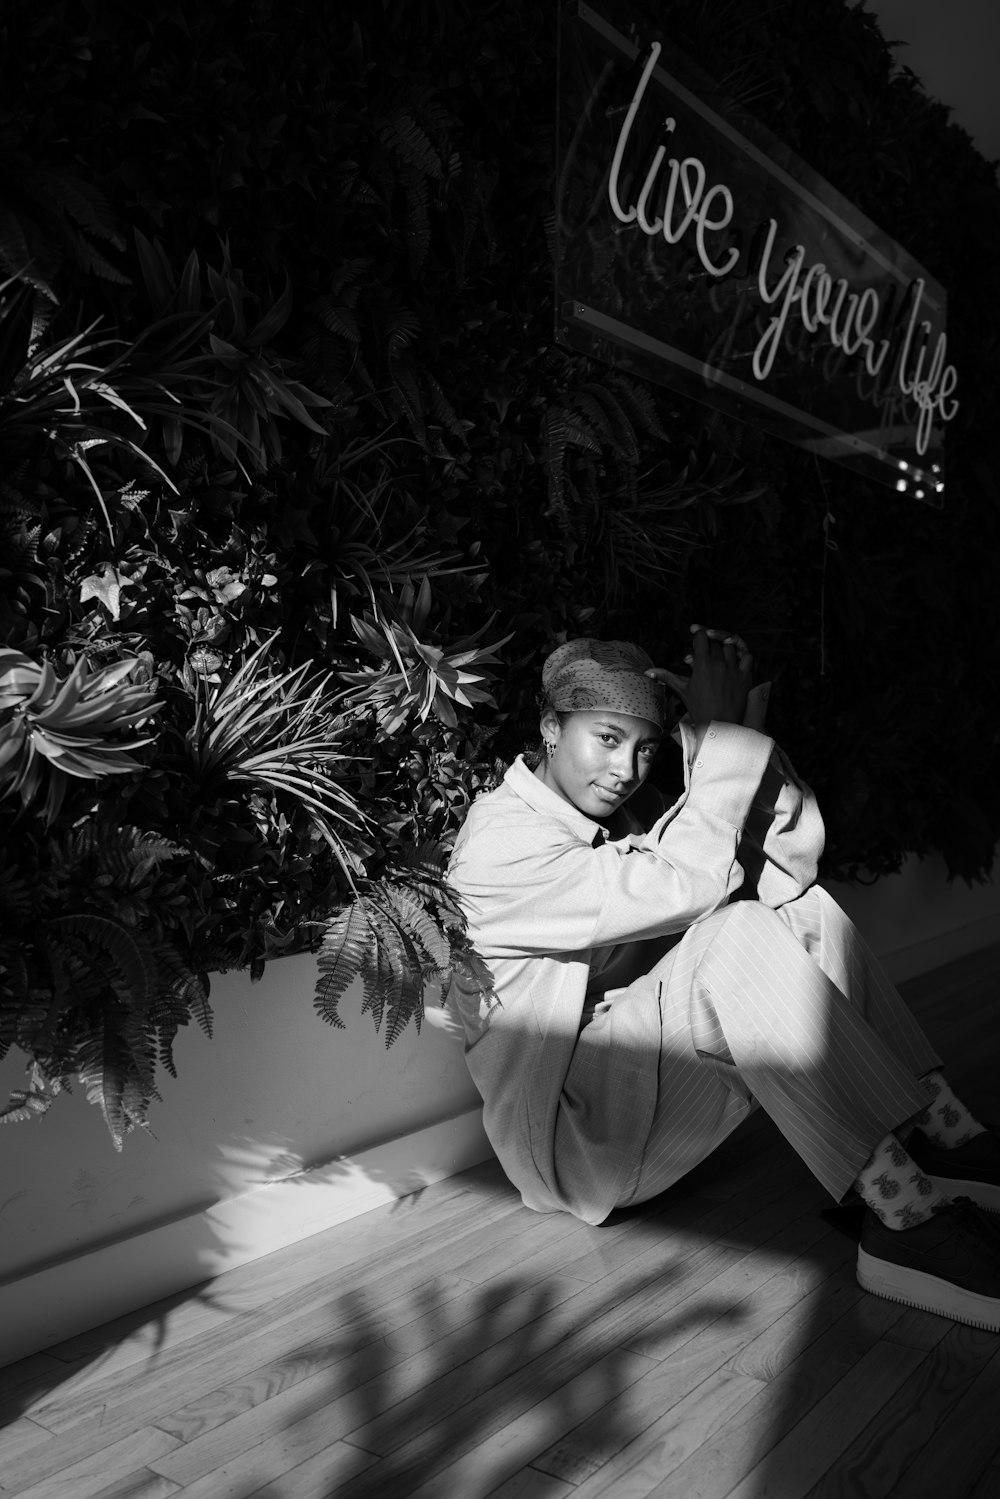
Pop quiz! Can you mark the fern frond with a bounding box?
[400,87,453,141]
[374,884,451,973]
[315,900,373,1028]
[0,1062,64,1125]
[46,914,156,1016]
[66,229,131,287]
[331,258,372,306]
[384,308,421,361]
[63,824,187,887]
[404,174,431,274]
[0,931,29,992]
[366,894,431,1041]
[559,392,618,459]
[313,873,454,1044]
[609,374,670,442]
[363,901,400,1032]
[0,859,33,928]
[75,1004,156,1149]
[577,383,640,464]
[389,360,428,445]
[148,948,212,1077]
[352,174,387,208]
[425,372,464,438]
[382,946,423,1046]
[541,406,569,519]
[386,849,461,919]
[380,114,444,181]
[313,298,362,343]
[35,918,164,1145]
[32,170,124,248]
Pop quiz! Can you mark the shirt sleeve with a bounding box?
[732,745,826,907]
[450,722,776,957]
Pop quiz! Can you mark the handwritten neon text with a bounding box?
[609,42,739,277]
[605,40,959,455]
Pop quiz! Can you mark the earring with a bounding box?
[544,740,555,758]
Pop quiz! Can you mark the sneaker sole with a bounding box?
[925,1175,1000,1214]
[857,1246,1000,1332]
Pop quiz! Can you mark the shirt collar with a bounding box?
[503,755,612,845]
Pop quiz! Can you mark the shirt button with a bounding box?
[708,729,717,738]
[695,758,704,768]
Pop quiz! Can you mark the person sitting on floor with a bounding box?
[445,631,1000,1330]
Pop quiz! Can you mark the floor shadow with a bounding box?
[0,1252,230,1482]
[738,949,1000,1499]
[143,1159,769,1499]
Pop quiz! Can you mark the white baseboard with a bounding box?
[0,1106,493,1370]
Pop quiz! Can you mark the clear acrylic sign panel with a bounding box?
[555,2,957,503]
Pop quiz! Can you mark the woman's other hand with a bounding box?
[646,625,755,747]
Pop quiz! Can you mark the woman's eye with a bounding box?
[640,745,658,758]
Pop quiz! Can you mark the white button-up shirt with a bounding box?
[446,719,825,1221]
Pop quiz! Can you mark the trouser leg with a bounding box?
[677,890,939,1200]
[626,887,941,1205]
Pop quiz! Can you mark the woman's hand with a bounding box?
[646,625,753,738]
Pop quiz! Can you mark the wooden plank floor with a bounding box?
[2,943,999,1499]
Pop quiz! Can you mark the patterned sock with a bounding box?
[853,1132,949,1230]
[909,1069,986,1148]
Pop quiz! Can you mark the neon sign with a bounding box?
[556,4,956,500]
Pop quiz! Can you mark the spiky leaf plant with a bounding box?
[0,302,174,535]
[135,234,333,471]
[339,576,511,735]
[0,648,160,822]
[187,634,370,884]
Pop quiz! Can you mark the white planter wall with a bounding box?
[0,952,487,1365]
[1,850,997,1366]
[822,851,1000,985]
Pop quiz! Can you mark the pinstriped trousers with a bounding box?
[558,886,941,1209]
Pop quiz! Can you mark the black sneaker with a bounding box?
[857,1198,1000,1331]
[907,1124,1000,1214]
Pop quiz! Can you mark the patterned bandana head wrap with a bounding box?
[541,638,669,729]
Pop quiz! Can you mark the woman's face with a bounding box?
[538,709,662,820]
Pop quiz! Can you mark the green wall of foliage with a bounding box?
[1,0,998,1137]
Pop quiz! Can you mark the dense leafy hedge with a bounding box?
[1,0,998,1137]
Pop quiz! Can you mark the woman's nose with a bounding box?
[610,749,635,783]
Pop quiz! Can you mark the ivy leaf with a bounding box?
[79,563,128,621]
[205,567,246,605]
